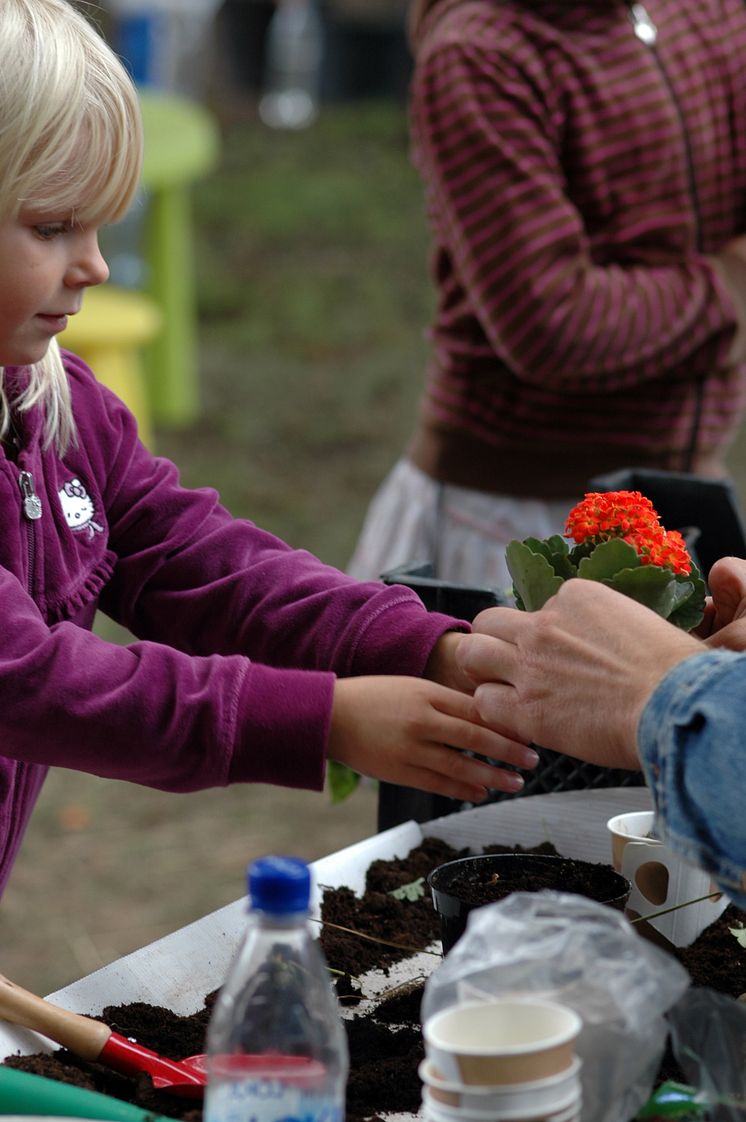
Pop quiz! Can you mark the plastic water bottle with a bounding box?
[204,855,349,1122]
[259,0,323,129]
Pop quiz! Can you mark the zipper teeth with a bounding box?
[18,470,39,594]
[24,503,34,595]
[628,1,703,471]
[628,2,701,250]
[651,68,701,252]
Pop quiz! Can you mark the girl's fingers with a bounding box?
[403,736,533,800]
[398,770,490,804]
[427,689,534,765]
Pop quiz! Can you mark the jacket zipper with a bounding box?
[18,470,42,595]
[627,1,704,472]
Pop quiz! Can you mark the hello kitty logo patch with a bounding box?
[58,477,104,539]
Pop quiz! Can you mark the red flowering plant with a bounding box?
[506,491,706,630]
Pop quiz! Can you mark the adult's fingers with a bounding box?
[470,605,525,638]
[473,680,524,734]
[456,632,518,688]
[706,618,746,652]
[708,557,746,630]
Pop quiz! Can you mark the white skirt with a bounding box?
[347,459,575,600]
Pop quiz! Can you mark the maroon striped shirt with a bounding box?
[408,0,746,496]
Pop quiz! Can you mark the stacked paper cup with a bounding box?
[421,998,583,1122]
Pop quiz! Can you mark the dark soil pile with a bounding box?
[4,837,744,1121]
[429,852,627,908]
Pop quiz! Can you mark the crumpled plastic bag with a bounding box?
[666,987,746,1119]
[422,891,690,1122]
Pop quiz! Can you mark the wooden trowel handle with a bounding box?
[0,972,111,1060]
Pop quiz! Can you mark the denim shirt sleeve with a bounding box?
[638,648,746,910]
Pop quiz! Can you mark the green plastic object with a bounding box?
[636,1081,707,1119]
[0,1064,179,1120]
[138,92,221,431]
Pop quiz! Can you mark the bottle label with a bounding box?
[204,1079,344,1122]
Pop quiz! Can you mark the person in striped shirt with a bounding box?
[348,0,746,598]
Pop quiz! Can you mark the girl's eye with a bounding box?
[33,222,69,240]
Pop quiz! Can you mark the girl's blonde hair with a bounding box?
[0,0,144,451]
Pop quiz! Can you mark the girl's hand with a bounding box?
[327,676,538,803]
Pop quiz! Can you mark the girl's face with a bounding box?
[0,207,109,366]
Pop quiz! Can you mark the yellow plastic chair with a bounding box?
[138,93,221,429]
[59,286,163,449]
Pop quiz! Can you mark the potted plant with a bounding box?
[426,490,707,953]
[506,489,705,630]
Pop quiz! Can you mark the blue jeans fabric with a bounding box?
[639,648,746,910]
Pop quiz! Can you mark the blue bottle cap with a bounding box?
[247,855,311,914]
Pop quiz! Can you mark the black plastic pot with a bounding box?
[428,853,630,954]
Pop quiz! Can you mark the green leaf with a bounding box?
[600,565,705,631]
[729,924,746,948]
[667,569,706,632]
[390,877,426,901]
[548,550,577,580]
[522,536,577,580]
[521,535,570,563]
[576,538,641,580]
[568,540,597,566]
[327,761,362,804]
[506,540,565,612]
[602,565,681,618]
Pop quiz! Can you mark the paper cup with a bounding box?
[419,1057,582,1113]
[422,1086,581,1122]
[607,811,727,946]
[422,999,581,1087]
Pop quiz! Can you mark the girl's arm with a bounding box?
[74,364,456,678]
[0,360,533,802]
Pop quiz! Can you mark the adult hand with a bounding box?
[423,631,477,693]
[698,556,746,650]
[327,675,538,803]
[456,579,703,770]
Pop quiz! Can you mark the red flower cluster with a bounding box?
[565,491,692,576]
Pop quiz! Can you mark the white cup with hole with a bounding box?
[607,811,727,946]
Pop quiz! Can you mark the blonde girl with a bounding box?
[0,0,535,895]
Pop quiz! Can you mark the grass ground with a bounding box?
[160,103,433,566]
[3,97,746,999]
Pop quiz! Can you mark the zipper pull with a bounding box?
[629,2,657,45]
[19,471,42,521]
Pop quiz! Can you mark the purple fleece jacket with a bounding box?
[0,352,464,894]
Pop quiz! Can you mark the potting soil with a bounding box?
[4,837,745,1121]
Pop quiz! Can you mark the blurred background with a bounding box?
[3,0,746,998]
